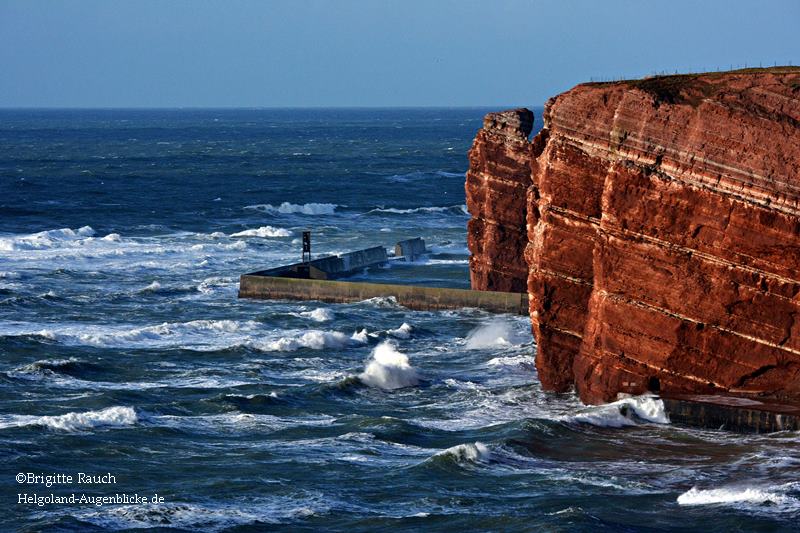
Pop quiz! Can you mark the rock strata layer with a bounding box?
[466,68,800,403]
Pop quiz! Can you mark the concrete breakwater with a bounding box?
[238,274,529,315]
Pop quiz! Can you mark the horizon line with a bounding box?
[0,104,545,111]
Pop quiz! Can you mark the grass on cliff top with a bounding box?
[584,66,800,106]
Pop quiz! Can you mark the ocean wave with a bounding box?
[677,483,800,510]
[568,395,670,428]
[387,322,413,339]
[197,276,237,295]
[1,319,261,350]
[434,442,492,463]
[291,308,335,323]
[359,341,419,390]
[0,225,97,251]
[486,354,536,369]
[139,281,162,293]
[154,412,335,434]
[385,170,465,182]
[366,204,468,216]
[0,406,137,431]
[252,330,352,352]
[76,496,332,531]
[244,202,337,215]
[358,295,403,308]
[230,226,292,238]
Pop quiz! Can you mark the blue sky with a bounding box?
[1,0,798,107]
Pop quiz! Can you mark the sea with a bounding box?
[0,108,798,532]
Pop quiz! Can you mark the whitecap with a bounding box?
[435,442,491,463]
[359,341,419,390]
[230,226,292,238]
[366,204,467,215]
[295,308,334,322]
[486,354,536,369]
[351,329,370,343]
[387,322,413,339]
[677,485,798,508]
[0,406,137,431]
[569,395,670,428]
[140,281,162,293]
[0,225,96,251]
[244,202,337,215]
[253,330,351,352]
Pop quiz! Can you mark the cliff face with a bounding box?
[466,109,533,293]
[467,68,800,404]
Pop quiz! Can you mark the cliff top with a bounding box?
[581,66,800,107]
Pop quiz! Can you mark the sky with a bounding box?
[1,0,798,108]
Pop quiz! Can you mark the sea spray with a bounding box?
[570,395,670,427]
[359,341,419,390]
[465,319,519,349]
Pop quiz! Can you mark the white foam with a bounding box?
[351,329,370,343]
[0,406,137,431]
[256,330,350,352]
[486,355,536,368]
[359,341,419,390]
[436,442,491,463]
[570,395,670,428]
[367,204,468,215]
[197,276,236,295]
[230,226,291,238]
[677,485,794,507]
[0,225,96,251]
[140,281,162,292]
[296,308,334,322]
[387,322,413,339]
[244,202,337,215]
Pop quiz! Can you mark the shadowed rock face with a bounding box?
[467,68,800,404]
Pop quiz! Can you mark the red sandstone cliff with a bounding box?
[466,108,533,293]
[467,68,800,404]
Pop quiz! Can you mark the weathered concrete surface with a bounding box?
[661,394,800,433]
[259,246,388,280]
[395,238,427,261]
[467,68,800,404]
[239,274,529,315]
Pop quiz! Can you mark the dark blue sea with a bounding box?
[1,109,798,532]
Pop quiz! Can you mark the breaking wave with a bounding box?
[387,322,413,339]
[0,406,138,431]
[434,442,492,463]
[677,484,800,509]
[359,341,419,390]
[293,308,335,322]
[230,226,292,238]
[366,204,468,216]
[244,202,337,215]
[253,330,351,352]
[0,226,96,251]
[568,395,670,428]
